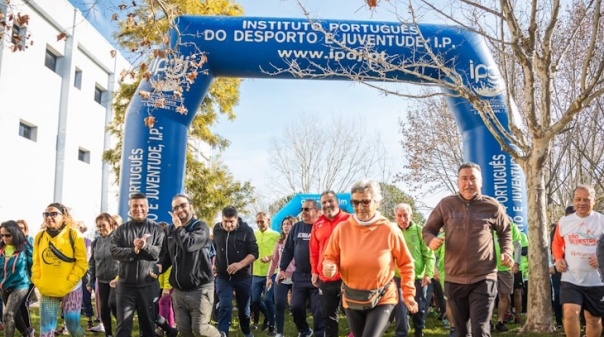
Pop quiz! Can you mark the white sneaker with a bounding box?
[275,334,284,337]
[90,323,105,333]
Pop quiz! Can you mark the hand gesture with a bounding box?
[311,274,319,287]
[501,253,514,268]
[169,211,181,228]
[276,271,286,284]
[405,297,419,314]
[227,262,243,275]
[323,260,337,278]
[428,237,444,251]
[555,259,567,272]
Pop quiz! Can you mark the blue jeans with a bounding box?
[394,278,429,336]
[251,275,275,328]
[273,281,293,334]
[216,276,252,336]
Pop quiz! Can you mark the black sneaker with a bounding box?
[495,322,508,332]
[166,327,178,337]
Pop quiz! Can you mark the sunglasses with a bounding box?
[172,203,188,211]
[301,207,315,212]
[351,199,372,207]
[42,212,63,218]
[0,234,12,238]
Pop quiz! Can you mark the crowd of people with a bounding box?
[0,163,602,337]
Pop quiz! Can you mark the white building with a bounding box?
[0,0,131,233]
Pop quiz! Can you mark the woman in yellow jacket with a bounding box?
[32,202,88,337]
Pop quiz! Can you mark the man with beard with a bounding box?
[309,191,350,337]
[278,199,324,337]
[158,194,223,337]
[213,206,259,337]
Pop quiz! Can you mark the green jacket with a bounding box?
[494,221,523,272]
[252,228,279,277]
[395,222,435,280]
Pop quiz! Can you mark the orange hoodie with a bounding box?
[324,215,416,308]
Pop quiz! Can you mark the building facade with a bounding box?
[0,0,131,232]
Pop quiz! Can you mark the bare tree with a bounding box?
[397,91,463,197]
[268,112,392,194]
[277,0,604,332]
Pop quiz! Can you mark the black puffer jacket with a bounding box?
[213,218,258,281]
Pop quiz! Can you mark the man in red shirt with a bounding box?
[310,191,350,337]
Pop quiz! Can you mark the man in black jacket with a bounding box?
[213,206,259,337]
[158,194,223,337]
[110,193,169,337]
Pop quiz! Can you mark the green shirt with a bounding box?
[252,228,280,277]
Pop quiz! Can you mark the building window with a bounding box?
[78,148,90,163]
[18,121,37,141]
[11,24,27,51]
[94,85,106,105]
[74,69,82,89]
[45,49,58,73]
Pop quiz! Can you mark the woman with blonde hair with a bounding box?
[323,179,418,337]
[32,202,88,337]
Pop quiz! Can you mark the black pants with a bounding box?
[445,279,497,337]
[115,282,159,337]
[319,279,341,337]
[98,282,117,336]
[290,277,323,335]
[345,304,394,337]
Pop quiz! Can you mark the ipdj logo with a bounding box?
[468,60,503,97]
[148,56,190,92]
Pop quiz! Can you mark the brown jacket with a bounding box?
[422,193,512,284]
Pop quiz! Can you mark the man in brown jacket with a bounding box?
[423,162,513,337]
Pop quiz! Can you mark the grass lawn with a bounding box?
[26,305,561,337]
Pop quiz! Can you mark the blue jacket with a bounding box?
[0,243,33,291]
[280,221,313,281]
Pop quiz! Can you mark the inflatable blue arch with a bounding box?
[118,16,529,232]
[272,193,353,231]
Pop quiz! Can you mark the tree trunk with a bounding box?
[520,145,555,333]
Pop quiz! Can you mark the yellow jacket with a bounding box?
[32,227,88,297]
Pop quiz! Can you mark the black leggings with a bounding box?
[97,282,117,336]
[345,304,394,337]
